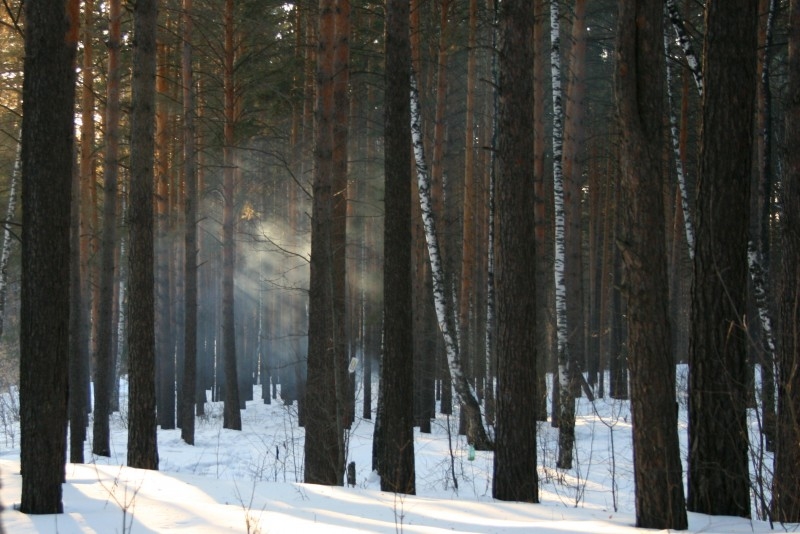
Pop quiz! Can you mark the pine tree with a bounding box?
[19,0,78,514]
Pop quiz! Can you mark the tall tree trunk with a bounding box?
[616,0,688,527]
[127,0,159,471]
[221,0,242,431]
[305,0,342,485]
[533,0,551,419]
[180,0,198,446]
[772,0,800,521]
[550,0,575,469]
[93,0,119,458]
[492,0,537,504]
[411,73,493,451]
[156,37,176,431]
[459,0,478,403]
[750,0,778,451]
[375,0,416,494]
[19,0,78,513]
[332,0,351,432]
[562,0,587,391]
[687,0,758,518]
[69,138,88,465]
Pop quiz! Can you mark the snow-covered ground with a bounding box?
[0,370,790,533]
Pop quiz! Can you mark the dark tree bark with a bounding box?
[69,150,88,465]
[127,0,160,471]
[772,0,800,521]
[19,0,78,514]
[180,0,198,445]
[305,0,344,485]
[492,0,538,504]
[615,0,687,528]
[375,0,415,495]
[221,0,242,431]
[687,0,758,518]
[93,0,121,458]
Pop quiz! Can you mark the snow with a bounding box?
[0,374,789,533]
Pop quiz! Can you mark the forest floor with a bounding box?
[0,366,792,533]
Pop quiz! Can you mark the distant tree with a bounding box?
[221,0,242,431]
[19,0,78,514]
[772,0,800,522]
[687,0,758,518]
[374,0,416,495]
[181,0,198,446]
[93,0,120,458]
[615,0,687,528]
[127,0,159,471]
[492,0,538,504]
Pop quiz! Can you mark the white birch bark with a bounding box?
[410,72,492,450]
[0,139,20,340]
[665,0,703,95]
[664,28,696,259]
[550,0,575,470]
[485,0,498,376]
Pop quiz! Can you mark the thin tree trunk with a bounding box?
[180,0,198,446]
[550,0,575,469]
[221,0,242,431]
[93,0,119,458]
[0,138,20,340]
[771,0,800,522]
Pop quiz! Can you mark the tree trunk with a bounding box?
[180,0,198,446]
[772,0,800,521]
[562,0,587,392]
[93,0,119,458]
[549,0,575,469]
[615,0,688,527]
[492,0,537,504]
[19,0,78,513]
[411,73,493,451]
[127,0,159,471]
[305,0,343,485]
[375,0,416,494]
[222,0,242,431]
[687,0,758,518]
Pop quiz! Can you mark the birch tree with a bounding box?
[550,0,576,470]
[411,72,493,451]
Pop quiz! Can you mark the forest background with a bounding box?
[0,0,799,531]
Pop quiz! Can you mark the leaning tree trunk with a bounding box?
[410,73,493,451]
